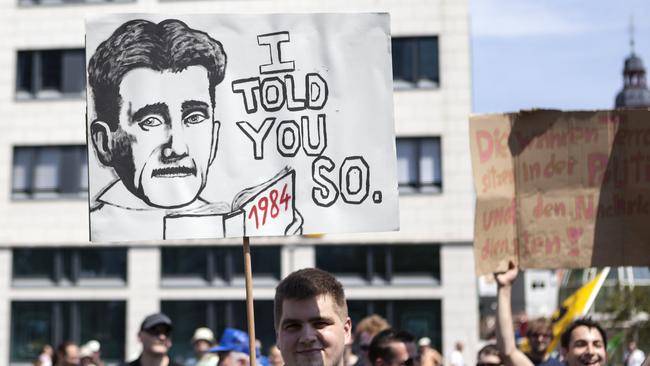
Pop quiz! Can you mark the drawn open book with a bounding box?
[164,167,297,239]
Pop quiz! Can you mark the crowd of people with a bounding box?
[29,267,650,366]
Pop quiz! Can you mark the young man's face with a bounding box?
[111,65,219,208]
[276,294,352,366]
[562,325,606,366]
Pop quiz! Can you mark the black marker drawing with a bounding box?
[86,14,401,242]
[87,19,302,241]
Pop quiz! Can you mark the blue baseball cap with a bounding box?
[209,328,251,355]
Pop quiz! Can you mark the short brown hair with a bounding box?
[355,314,390,339]
[274,268,347,328]
[526,317,552,338]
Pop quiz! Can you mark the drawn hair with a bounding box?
[88,19,227,130]
[560,317,607,350]
[274,268,347,328]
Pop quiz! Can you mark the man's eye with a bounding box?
[313,321,330,329]
[184,112,208,125]
[283,323,300,331]
[138,116,163,130]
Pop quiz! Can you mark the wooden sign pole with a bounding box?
[243,236,257,366]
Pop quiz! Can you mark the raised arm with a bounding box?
[495,262,534,366]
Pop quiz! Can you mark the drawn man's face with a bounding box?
[109,66,219,207]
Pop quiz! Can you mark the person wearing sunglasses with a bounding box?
[125,312,182,366]
[368,329,419,366]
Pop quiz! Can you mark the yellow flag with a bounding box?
[547,268,610,353]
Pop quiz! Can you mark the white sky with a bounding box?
[470,0,650,113]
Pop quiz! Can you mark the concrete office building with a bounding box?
[0,0,476,364]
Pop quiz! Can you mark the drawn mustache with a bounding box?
[151,165,196,177]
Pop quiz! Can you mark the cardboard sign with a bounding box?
[86,14,399,242]
[470,109,650,276]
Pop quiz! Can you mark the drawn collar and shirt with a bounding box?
[90,167,300,242]
[91,179,231,242]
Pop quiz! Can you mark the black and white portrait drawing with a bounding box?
[87,14,399,242]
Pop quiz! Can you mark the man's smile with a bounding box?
[151,165,197,177]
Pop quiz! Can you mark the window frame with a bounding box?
[396,137,443,194]
[15,49,86,99]
[392,36,440,90]
[12,247,127,287]
[315,244,441,286]
[11,145,89,200]
[161,246,282,287]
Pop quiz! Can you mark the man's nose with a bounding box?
[162,128,189,161]
[299,325,318,343]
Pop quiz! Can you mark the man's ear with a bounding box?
[90,120,113,166]
[210,120,221,164]
[344,317,352,345]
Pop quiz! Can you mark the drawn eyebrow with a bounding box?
[181,100,210,117]
[131,102,170,125]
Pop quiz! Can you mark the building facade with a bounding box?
[0,0,476,364]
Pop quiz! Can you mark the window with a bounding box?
[10,301,125,363]
[161,246,281,286]
[392,36,439,89]
[161,300,275,363]
[316,244,440,285]
[12,145,88,199]
[16,49,85,98]
[348,300,442,351]
[13,248,126,286]
[396,138,442,193]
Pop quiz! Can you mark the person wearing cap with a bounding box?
[209,328,253,366]
[124,312,182,366]
[184,327,218,366]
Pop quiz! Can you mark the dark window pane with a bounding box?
[393,245,440,279]
[392,39,415,83]
[418,37,439,84]
[79,249,126,279]
[11,302,52,362]
[396,140,418,187]
[78,301,125,361]
[232,246,280,278]
[12,148,34,193]
[13,249,55,279]
[393,301,442,350]
[161,247,208,278]
[16,51,33,92]
[59,146,82,194]
[40,50,62,91]
[316,246,367,277]
[34,147,60,192]
[61,49,85,94]
[372,246,387,279]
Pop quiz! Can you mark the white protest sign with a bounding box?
[86,14,399,242]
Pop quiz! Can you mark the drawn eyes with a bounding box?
[138,116,163,131]
[184,111,208,125]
